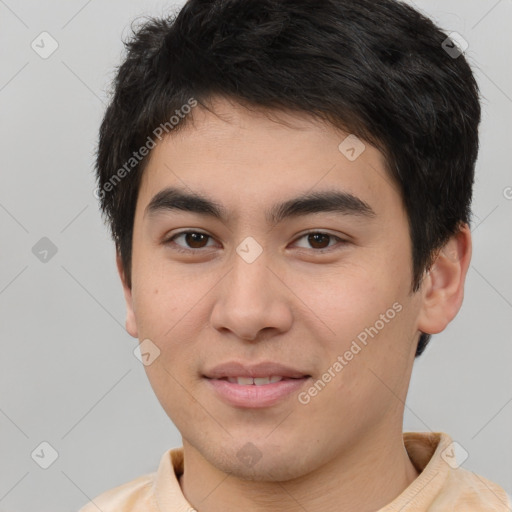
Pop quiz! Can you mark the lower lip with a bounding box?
[205,377,310,408]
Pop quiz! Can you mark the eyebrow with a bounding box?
[144,186,376,225]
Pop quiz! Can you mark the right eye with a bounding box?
[163,230,218,253]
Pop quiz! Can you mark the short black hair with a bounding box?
[95,0,481,357]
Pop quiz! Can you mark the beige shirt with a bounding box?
[79,432,511,511]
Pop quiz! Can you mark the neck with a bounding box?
[179,427,420,512]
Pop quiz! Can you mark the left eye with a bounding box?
[164,230,345,253]
[293,232,343,250]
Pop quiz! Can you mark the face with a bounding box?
[121,96,427,481]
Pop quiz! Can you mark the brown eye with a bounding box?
[293,231,345,251]
[183,232,209,249]
[307,233,331,249]
[165,230,215,253]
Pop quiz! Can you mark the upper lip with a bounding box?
[203,361,310,379]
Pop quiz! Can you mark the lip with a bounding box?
[203,361,310,379]
[203,361,311,408]
[204,376,311,408]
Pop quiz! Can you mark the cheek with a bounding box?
[301,264,413,386]
[130,257,188,337]
[292,262,397,344]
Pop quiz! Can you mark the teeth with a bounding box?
[226,376,284,385]
[236,377,255,385]
[253,377,270,386]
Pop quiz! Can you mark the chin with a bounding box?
[205,441,313,482]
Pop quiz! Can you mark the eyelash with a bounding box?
[163,230,347,254]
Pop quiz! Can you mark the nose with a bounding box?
[209,246,293,341]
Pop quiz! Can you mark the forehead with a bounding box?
[136,97,402,223]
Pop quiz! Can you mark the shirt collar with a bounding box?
[152,432,509,511]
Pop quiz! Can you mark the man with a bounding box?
[81,0,511,510]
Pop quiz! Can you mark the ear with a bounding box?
[116,251,139,339]
[416,223,472,335]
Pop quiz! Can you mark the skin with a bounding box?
[117,96,472,512]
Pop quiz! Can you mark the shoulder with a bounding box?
[402,432,510,511]
[78,471,158,512]
[438,466,511,511]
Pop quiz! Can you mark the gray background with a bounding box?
[0,0,511,510]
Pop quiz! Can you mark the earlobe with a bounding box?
[416,224,472,335]
[116,252,139,339]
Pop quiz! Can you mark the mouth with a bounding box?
[212,375,310,385]
[203,360,310,380]
[202,361,312,408]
